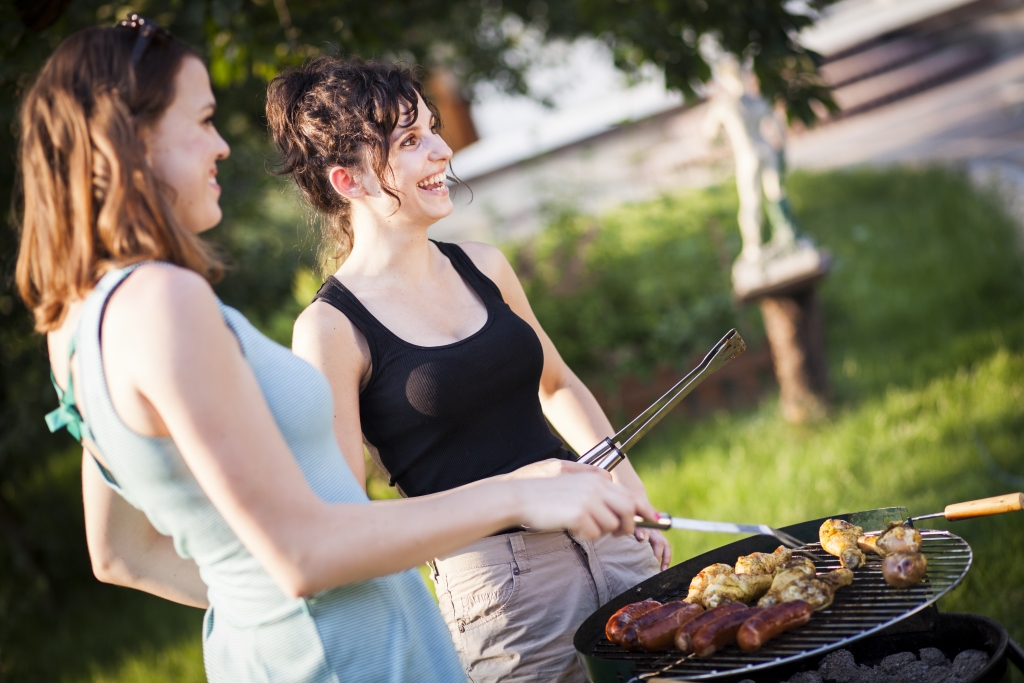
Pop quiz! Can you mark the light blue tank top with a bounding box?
[66,263,465,683]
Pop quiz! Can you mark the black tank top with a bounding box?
[313,241,573,498]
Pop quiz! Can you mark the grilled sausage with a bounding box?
[674,602,747,654]
[737,600,813,651]
[636,601,705,652]
[621,601,691,650]
[605,600,661,645]
[692,606,764,658]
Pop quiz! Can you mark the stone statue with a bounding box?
[700,38,828,300]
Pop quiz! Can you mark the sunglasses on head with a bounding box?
[117,13,172,67]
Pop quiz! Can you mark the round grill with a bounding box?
[575,515,972,683]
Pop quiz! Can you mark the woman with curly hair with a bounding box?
[269,57,671,682]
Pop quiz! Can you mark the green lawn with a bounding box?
[4,167,1023,681]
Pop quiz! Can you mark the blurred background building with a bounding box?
[430,0,1024,244]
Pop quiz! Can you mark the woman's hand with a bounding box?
[635,527,672,571]
[515,472,657,542]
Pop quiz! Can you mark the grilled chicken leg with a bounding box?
[735,546,793,575]
[758,557,853,611]
[820,519,867,569]
[700,571,774,609]
[685,564,734,604]
[858,522,922,556]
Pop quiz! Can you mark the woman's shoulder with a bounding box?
[452,241,515,286]
[107,261,214,310]
[102,263,223,348]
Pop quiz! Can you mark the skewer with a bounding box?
[577,329,747,471]
[904,493,1023,525]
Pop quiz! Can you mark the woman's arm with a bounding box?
[291,301,369,492]
[101,264,649,599]
[82,449,209,608]
[461,242,672,569]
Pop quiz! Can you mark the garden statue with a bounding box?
[700,39,828,301]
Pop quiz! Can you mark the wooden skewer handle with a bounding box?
[944,493,1024,521]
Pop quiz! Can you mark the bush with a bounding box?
[506,187,763,392]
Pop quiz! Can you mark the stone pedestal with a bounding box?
[759,288,830,423]
[733,245,831,423]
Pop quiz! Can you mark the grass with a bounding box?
[4,167,1023,681]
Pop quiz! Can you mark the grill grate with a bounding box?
[587,530,971,681]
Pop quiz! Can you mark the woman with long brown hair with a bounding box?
[269,57,672,682]
[17,18,652,682]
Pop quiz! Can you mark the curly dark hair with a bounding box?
[266,57,442,264]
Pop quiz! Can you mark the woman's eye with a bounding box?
[402,135,417,146]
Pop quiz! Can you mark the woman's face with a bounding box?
[384,94,454,225]
[143,56,230,234]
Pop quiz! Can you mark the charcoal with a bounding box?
[952,649,988,680]
[848,666,889,683]
[784,672,824,683]
[892,659,930,683]
[879,651,917,673]
[819,649,858,682]
[919,647,950,668]
[924,664,955,683]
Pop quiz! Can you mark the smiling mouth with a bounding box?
[416,172,448,193]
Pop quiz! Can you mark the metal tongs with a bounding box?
[633,512,806,549]
[576,329,747,471]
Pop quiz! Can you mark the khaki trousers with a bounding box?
[431,531,660,683]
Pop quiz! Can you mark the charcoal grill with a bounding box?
[574,508,974,682]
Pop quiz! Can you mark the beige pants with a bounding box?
[431,531,660,683]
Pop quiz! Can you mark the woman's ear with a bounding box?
[328,166,365,199]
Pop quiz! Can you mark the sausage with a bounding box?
[636,601,705,652]
[691,606,764,658]
[605,600,661,645]
[674,602,747,654]
[737,600,813,651]
[620,601,688,650]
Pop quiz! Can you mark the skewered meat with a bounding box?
[758,558,853,611]
[737,600,813,651]
[853,522,927,587]
[605,599,661,645]
[700,570,774,609]
[636,602,704,652]
[858,522,923,556]
[675,603,747,654]
[876,523,922,555]
[691,606,764,657]
[820,519,867,569]
[735,546,793,575]
[882,551,928,588]
[685,563,733,603]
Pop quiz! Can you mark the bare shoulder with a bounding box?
[105,263,220,333]
[292,300,369,366]
[455,241,516,284]
[293,300,358,345]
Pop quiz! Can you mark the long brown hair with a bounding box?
[265,57,441,267]
[15,25,224,333]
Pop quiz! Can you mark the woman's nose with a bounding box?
[431,133,453,161]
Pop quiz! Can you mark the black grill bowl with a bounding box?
[573,509,989,683]
[665,612,1009,683]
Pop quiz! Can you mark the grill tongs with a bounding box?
[576,329,747,472]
